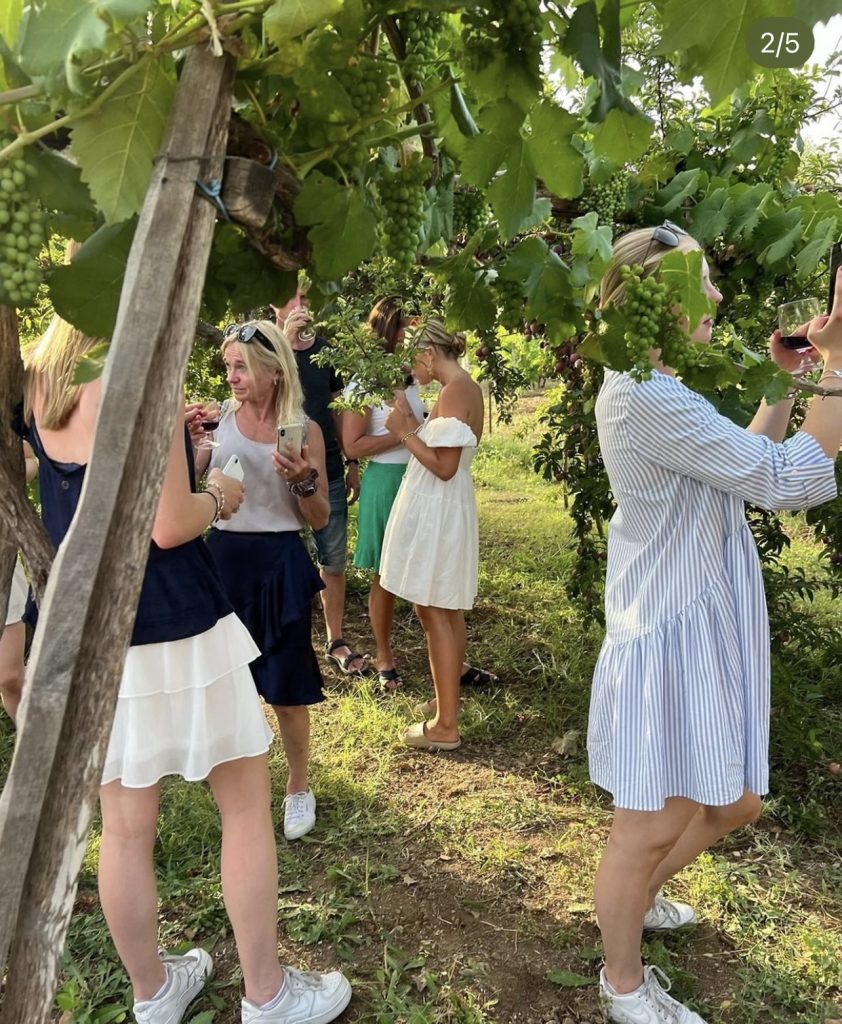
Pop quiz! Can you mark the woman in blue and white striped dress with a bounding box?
[589,225,842,1024]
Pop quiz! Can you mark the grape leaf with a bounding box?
[487,139,538,240]
[580,307,635,371]
[590,107,654,165]
[71,341,110,384]
[689,189,733,244]
[546,969,595,988]
[728,182,773,239]
[755,209,803,267]
[0,0,23,51]
[562,0,636,121]
[264,0,343,44]
[796,216,838,281]
[660,0,789,105]
[70,55,176,224]
[500,236,574,325]
[654,169,702,214]
[49,218,137,337]
[527,102,584,199]
[463,52,540,113]
[293,173,377,281]
[23,146,95,221]
[460,100,524,188]
[443,267,496,331]
[790,0,842,20]
[659,249,715,332]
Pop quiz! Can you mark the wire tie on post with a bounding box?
[194,178,231,221]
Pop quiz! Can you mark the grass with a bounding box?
[1,396,840,1024]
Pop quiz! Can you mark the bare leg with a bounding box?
[414,605,461,742]
[208,754,284,1007]
[595,798,699,994]
[321,569,366,672]
[98,780,165,1001]
[646,790,761,903]
[0,620,25,723]
[273,704,311,794]
[369,573,396,672]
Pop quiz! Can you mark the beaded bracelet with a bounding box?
[204,481,225,522]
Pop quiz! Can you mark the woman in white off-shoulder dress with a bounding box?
[379,318,484,751]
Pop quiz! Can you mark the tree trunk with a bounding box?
[0,306,53,611]
[0,46,234,1023]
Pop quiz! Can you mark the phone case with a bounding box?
[222,454,244,481]
[277,423,305,453]
[828,241,842,315]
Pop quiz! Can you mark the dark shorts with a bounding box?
[310,474,348,574]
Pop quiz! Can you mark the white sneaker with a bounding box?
[643,894,697,931]
[241,966,352,1024]
[283,789,316,841]
[133,948,213,1024]
[599,966,707,1023]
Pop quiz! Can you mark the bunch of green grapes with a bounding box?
[765,135,793,184]
[493,275,524,331]
[400,10,443,81]
[462,1,542,72]
[379,157,430,269]
[0,150,43,308]
[589,170,629,228]
[500,0,543,66]
[334,58,393,121]
[452,186,487,238]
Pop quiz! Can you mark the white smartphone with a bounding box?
[277,422,305,454]
[222,454,244,481]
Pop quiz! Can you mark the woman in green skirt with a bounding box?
[342,297,498,693]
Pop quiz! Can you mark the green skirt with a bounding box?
[353,461,408,572]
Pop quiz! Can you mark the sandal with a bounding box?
[413,697,465,719]
[325,638,372,678]
[460,665,499,688]
[378,667,403,693]
[402,721,461,752]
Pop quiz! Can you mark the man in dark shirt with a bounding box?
[274,290,368,676]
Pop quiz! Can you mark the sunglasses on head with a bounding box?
[642,220,689,264]
[223,323,275,352]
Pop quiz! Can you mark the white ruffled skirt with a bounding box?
[103,612,274,788]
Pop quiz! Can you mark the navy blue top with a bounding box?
[294,335,344,483]
[24,420,233,647]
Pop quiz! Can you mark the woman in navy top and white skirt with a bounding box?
[589,227,842,1024]
[22,315,350,1024]
[200,319,329,843]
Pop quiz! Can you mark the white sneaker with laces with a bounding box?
[283,789,317,841]
[643,893,697,931]
[241,966,352,1024]
[599,966,707,1023]
[133,948,213,1024]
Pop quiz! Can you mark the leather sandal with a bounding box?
[325,638,372,678]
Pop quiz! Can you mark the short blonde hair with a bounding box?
[413,317,466,359]
[221,320,305,427]
[23,316,104,429]
[600,227,700,309]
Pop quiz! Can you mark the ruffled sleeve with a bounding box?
[421,416,478,449]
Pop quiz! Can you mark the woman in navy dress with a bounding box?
[589,228,842,1024]
[199,319,329,843]
[22,315,351,1024]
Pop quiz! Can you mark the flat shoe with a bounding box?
[402,721,461,751]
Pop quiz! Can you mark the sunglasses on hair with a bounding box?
[642,220,689,264]
[223,323,275,352]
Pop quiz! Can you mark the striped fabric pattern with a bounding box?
[588,370,838,811]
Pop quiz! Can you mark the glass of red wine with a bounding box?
[196,401,221,449]
[778,298,821,351]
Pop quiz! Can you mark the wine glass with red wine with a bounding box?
[196,401,221,449]
[778,298,821,352]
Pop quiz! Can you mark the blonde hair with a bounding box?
[23,316,104,429]
[221,319,305,427]
[413,317,466,359]
[600,227,700,309]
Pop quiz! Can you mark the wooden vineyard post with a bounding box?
[0,46,234,1024]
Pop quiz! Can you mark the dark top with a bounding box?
[294,335,344,484]
[24,420,232,647]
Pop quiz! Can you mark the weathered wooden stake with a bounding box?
[0,46,234,1023]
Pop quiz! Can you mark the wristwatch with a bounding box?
[289,468,319,498]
